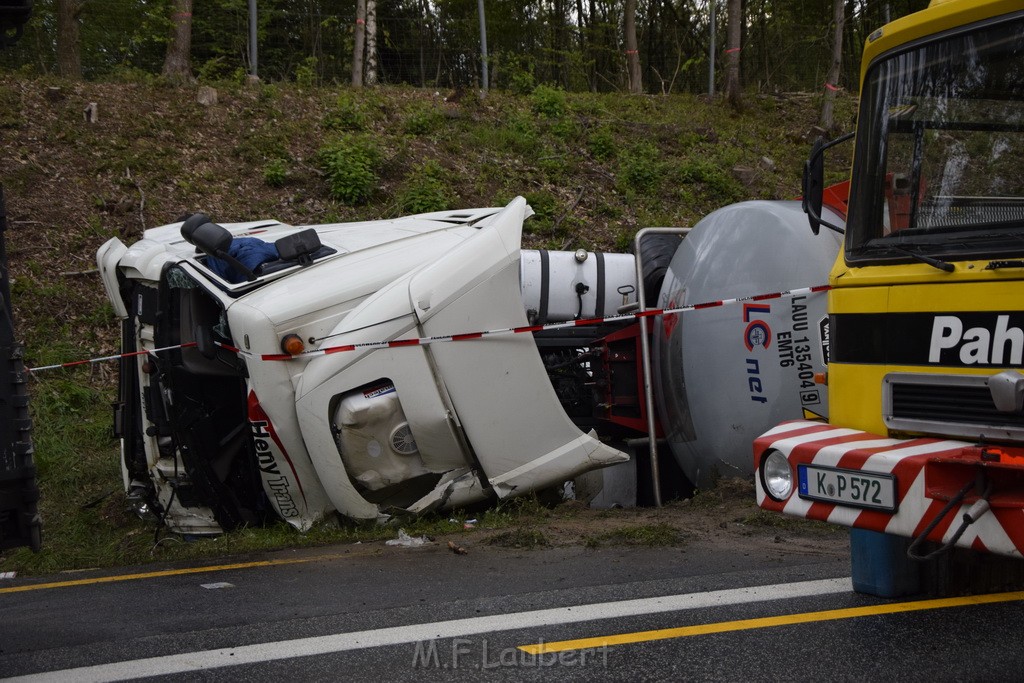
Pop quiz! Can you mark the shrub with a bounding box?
[327,92,368,131]
[588,128,617,161]
[399,160,450,214]
[618,142,664,195]
[523,191,558,234]
[403,106,443,136]
[318,135,380,205]
[295,57,318,88]
[531,84,566,119]
[263,158,288,187]
[677,158,742,199]
[502,55,536,95]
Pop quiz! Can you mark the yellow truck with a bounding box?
[754,0,1024,595]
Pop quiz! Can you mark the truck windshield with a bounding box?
[846,13,1024,264]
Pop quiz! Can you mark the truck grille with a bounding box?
[884,373,1024,441]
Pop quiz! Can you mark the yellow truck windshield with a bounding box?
[847,12,1024,263]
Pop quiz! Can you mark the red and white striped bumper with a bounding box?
[754,420,1024,558]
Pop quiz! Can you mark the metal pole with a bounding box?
[708,0,716,97]
[634,227,691,508]
[477,0,489,93]
[248,0,258,79]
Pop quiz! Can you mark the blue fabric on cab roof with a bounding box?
[206,237,279,283]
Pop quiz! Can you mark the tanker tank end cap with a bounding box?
[988,370,1024,413]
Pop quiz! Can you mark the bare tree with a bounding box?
[56,0,85,78]
[820,0,846,130]
[725,0,741,109]
[365,0,378,86]
[352,0,366,87]
[162,0,194,83]
[624,0,641,94]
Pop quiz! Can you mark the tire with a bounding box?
[637,234,682,307]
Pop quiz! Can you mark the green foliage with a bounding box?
[500,113,540,154]
[500,53,536,95]
[676,158,743,199]
[197,57,234,83]
[588,128,617,161]
[523,191,558,234]
[403,105,443,136]
[318,134,380,204]
[294,57,319,88]
[398,160,450,214]
[327,92,369,131]
[614,227,634,252]
[106,66,159,85]
[618,142,664,195]
[263,158,288,187]
[531,85,566,119]
[550,118,579,142]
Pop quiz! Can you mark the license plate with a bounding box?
[797,464,897,512]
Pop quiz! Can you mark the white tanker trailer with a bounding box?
[97,195,842,535]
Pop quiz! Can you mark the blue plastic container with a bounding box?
[850,528,921,597]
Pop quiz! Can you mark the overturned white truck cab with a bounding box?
[96,198,638,535]
[97,196,839,536]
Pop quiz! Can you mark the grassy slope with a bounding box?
[0,75,855,574]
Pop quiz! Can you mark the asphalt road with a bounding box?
[2,537,1023,681]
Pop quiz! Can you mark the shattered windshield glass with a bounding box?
[847,13,1024,262]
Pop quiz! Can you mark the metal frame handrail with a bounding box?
[633,227,691,507]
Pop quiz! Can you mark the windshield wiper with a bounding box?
[985,260,1024,270]
[888,245,954,272]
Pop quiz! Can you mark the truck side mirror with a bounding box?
[801,132,855,236]
[803,138,826,235]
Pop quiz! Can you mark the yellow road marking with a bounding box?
[518,590,1024,654]
[0,554,338,595]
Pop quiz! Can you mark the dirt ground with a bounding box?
[423,478,850,562]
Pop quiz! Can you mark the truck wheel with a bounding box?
[638,234,682,307]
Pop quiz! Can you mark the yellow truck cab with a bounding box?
[754,0,1024,595]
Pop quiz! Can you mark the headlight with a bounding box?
[762,450,793,501]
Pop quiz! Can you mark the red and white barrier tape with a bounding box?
[28,285,830,373]
[28,343,198,374]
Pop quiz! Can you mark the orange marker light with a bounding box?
[814,372,828,385]
[281,334,305,356]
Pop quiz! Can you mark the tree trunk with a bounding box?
[820,0,846,130]
[365,0,378,86]
[587,0,597,91]
[725,0,742,109]
[56,0,84,79]
[419,0,429,87]
[624,0,642,94]
[352,0,366,88]
[162,0,194,83]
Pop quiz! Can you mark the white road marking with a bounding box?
[9,577,851,682]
